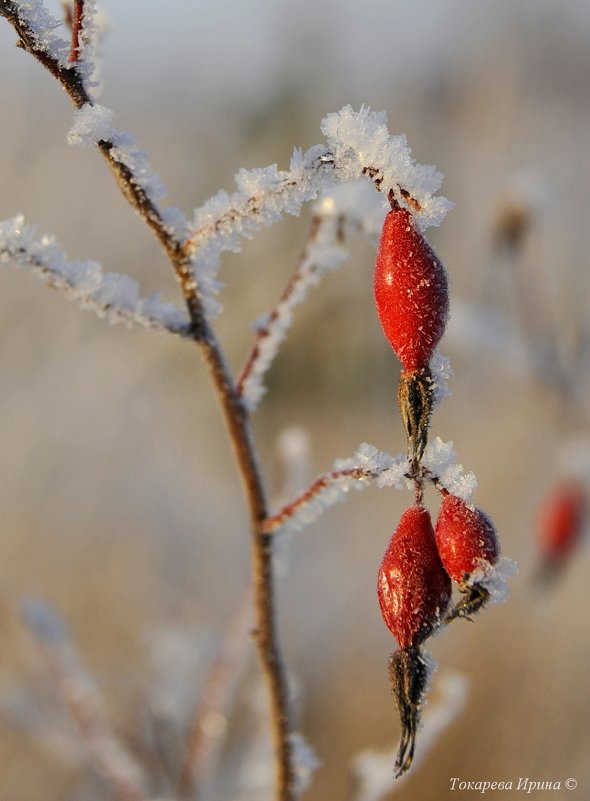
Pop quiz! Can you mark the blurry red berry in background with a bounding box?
[378,505,451,648]
[536,480,587,578]
[374,206,449,372]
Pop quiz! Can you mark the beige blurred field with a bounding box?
[1,2,590,800]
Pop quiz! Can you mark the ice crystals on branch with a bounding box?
[68,104,170,207]
[185,106,451,318]
[320,105,453,230]
[7,0,70,64]
[186,145,331,317]
[74,0,109,98]
[423,437,477,500]
[238,179,391,412]
[290,732,321,795]
[0,216,191,337]
[264,444,409,535]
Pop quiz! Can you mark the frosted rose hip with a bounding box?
[378,505,451,777]
[434,494,499,584]
[374,206,449,371]
[378,505,451,647]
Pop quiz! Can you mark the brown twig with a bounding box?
[178,584,254,798]
[69,0,84,62]
[263,466,372,534]
[0,6,297,799]
[236,215,324,398]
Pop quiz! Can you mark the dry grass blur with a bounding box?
[1,2,590,799]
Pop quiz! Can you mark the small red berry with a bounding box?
[374,205,449,372]
[378,505,451,777]
[435,494,499,582]
[434,493,500,620]
[378,505,452,647]
[536,480,587,581]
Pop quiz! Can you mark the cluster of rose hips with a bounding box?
[373,191,501,777]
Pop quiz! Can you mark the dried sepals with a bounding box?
[434,494,500,621]
[397,368,434,478]
[388,646,433,778]
[373,205,449,372]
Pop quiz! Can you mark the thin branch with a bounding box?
[236,214,346,410]
[0,2,205,337]
[69,0,84,62]
[178,584,254,798]
[0,6,298,798]
[263,467,375,534]
[0,215,191,338]
[22,599,151,801]
[263,445,408,535]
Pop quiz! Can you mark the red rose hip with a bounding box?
[378,505,451,777]
[374,205,449,372]
[435,493,500,620]
[378,505,451,646]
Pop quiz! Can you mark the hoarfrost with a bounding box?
[475,556,518,605]
[268,443,408,534]
[75,0,109,97]
[291,732,321,795]
[430,349,453,406]
[0,216,190,337]
[423,437,477,499]
[186,106,451,318]
[7,0,70,65]
[320,105,453,230]
[186,144,330,318]
[68,104,168,203]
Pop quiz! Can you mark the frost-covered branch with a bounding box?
[263,438,477,535]
[68,0,84,62]
[0,1,204,332]
[236,180,405,411]
[21,599,151,801]
[67,0,107,95]
[184,105,452,318]
[0,216,191,337]
[263,445,409,534]
[236,214,346,410]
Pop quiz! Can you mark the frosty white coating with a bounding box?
[0,216,190,336]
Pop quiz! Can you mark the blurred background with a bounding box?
[1,0,590,799]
